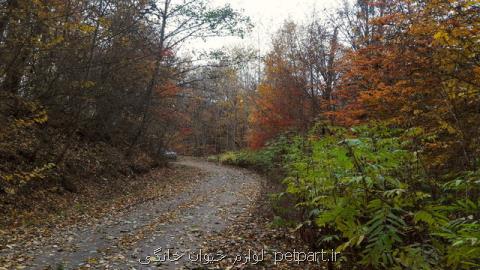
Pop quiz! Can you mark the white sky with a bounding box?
[184,0,342,56]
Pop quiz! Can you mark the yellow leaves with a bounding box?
[33,110,48,123]
[87,257,99,264]
[13,105,48,128]
[44,36,64,49]
[78,24,96,33]
[1,163,55,194]
[14,114,47,128]
[3,187,16,195]
[81,80,96,89]
[433,30,448,41]
[442,79,480,101]
[438,120,458,135]
[433,30,460,46]
[22,163,55,181]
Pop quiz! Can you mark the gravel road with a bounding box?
[1,158,263,270]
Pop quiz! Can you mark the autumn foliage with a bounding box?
[0,0,249,192]
[250,0,480,174]
[249,58,306,148]
[249,21,341,148]
[335,0,480,174]
[244,1,480,268]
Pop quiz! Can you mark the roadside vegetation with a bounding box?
[211,1,480,268]
[215,122,479,268]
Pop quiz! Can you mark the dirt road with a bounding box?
[2,158,263,270]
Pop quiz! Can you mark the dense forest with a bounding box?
[1,0,479,269]
[0,0,250,193]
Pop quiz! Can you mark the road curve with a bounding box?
[9,158,262,269]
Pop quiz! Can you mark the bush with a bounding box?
[222,123,480,269]
[279,123,480,269]
[216,136,291,173]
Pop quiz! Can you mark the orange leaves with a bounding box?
[248,0,479,174]
[248,58,309,148]
[247,130,274,150]
[155,80,179,98]
[332,0,480,172]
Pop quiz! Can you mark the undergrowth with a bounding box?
[214,122,480,269]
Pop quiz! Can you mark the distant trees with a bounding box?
[249,19,342,148]
[176,48,256,156]
[126,0,250,156]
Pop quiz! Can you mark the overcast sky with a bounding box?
[184,0,342,56]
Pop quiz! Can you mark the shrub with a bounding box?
[225,122,480,269]
[217,136,291,173]
[280,123,480,269]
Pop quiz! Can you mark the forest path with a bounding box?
[28,158,263,269]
